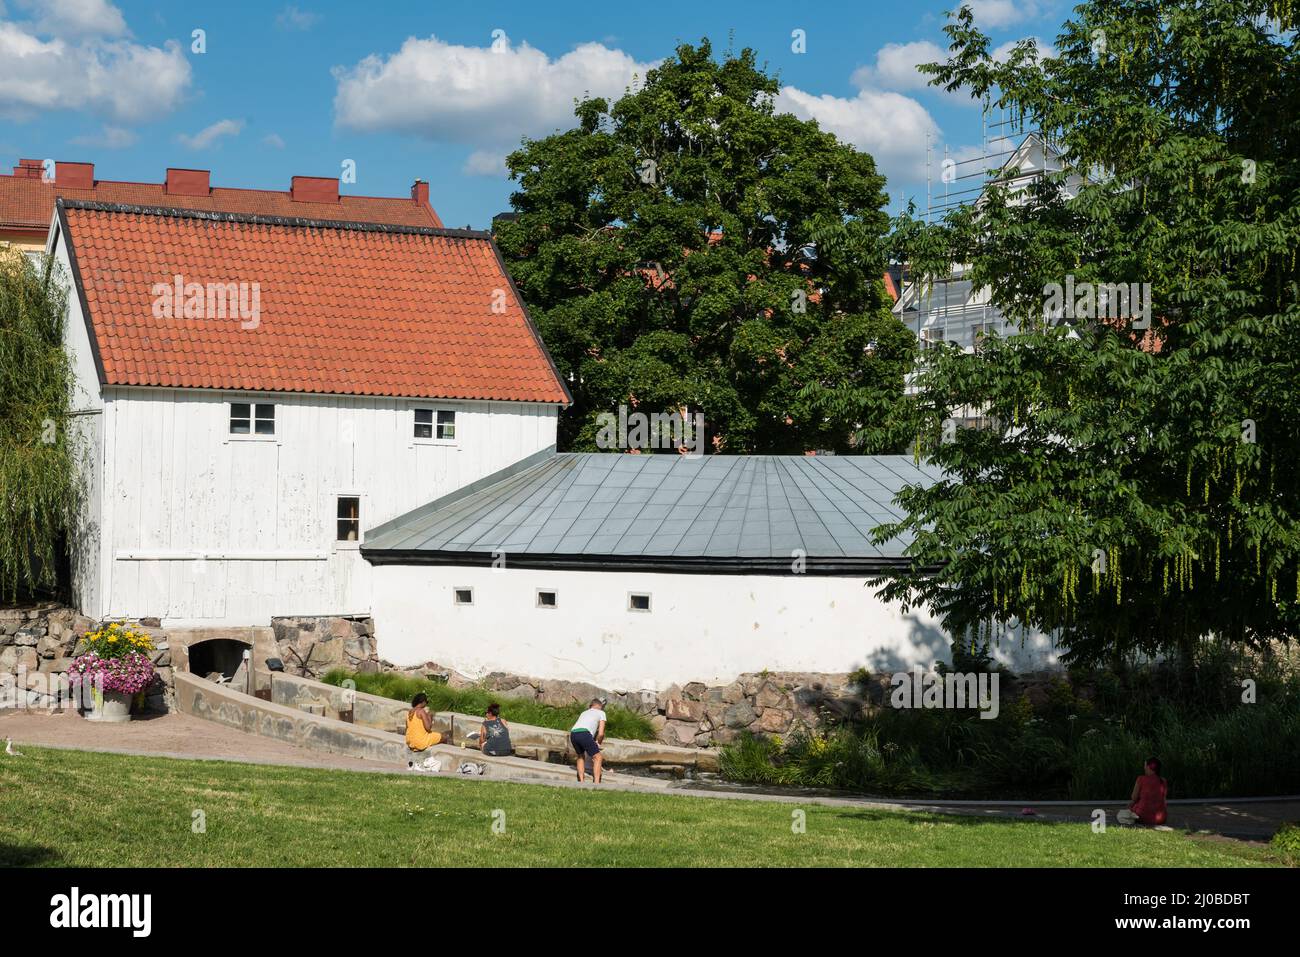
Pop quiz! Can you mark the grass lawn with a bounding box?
[0,747,1282,867]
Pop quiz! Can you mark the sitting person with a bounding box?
[1117,757,1168,826]
[479,702,513,757]
[405,692,443,752]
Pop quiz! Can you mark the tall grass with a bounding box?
[321,669,657,741]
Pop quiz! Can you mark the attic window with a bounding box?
[628,592,651,612]
[414,408,457,441]
[231,402,275,435]
[536,589,558,609]
[454,587,474,606]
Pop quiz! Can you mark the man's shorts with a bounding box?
[570,729,601,758]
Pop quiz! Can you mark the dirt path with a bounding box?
[3,709,1295,840]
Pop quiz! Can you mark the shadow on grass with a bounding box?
[0,843,61,867]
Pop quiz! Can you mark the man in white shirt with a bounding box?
[569,698,607,784]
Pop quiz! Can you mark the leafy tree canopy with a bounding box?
[496,39,915,454]
[877,1,1300,666]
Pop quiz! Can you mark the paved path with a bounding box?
[4,710,1295,840]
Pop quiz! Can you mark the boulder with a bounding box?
[36,635,63,659]
[720,681,745,704]
[0,646,38,672]
[14,628,43,646]
[681,681,708,701]
[658,720,699,748]
[755,681,791,710]
[665,697,704,722]
[755,708,793,733]
[723,700,757,729]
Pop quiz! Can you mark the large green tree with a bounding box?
[496,39,914,453]
[876,1,1300,665]
[0,250,79,602]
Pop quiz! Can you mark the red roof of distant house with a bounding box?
[882,271,899,303]
[56,201,568,404]
[1,158,442,234]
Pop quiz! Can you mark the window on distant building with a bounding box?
[536,589,558,609]
[336,496,360,542]
[414,408,457,441]
[921,327,947,351]
[628,592,651,612]
[231,402,275,435]
[454,587,474,606]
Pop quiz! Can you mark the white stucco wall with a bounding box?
[371,564,1060,690]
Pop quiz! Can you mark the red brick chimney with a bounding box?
[13,158,44,179]
[55,161,95,189]
[412,179,429,207]
[290,175,339,204]
[165,168,211,197]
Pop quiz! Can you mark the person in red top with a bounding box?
[1117,757,1168,826]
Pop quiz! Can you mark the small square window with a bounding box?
[536,589,558,609]
[337,496,360,542]
[436,409,456,440]
[230,401,251,434]
[414,408,433,439]
[628,592,651,612]
[454,587,474,606]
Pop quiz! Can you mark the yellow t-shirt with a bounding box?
[406,710,443,751]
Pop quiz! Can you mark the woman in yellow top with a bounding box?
[405,693,443,751]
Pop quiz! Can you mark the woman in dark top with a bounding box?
[479,702,513,757]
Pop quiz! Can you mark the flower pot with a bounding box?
[86,689,133,723]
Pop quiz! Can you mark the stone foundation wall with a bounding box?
[395,661,1074,749]
[1,604,175,712]
[271,615,379,678]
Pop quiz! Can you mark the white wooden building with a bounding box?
[51,199,569,625]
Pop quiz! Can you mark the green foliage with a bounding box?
[321,669,657,741]
[722,648,1300,799]
[1272,822,1300,864]
[874,1,1300,665]
[0,251,78,602]
[497,39,914,453]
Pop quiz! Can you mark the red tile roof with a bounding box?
[2,159,443,233]
[58,201,569,404]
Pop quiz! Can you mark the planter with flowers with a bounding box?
[67,623,157,723]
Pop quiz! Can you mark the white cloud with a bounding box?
[853,40,948,94]
[262,132,286,149]
[71,123,136,147]
[462,149,507,177]
[0,4,190,122]
[275,5,316,31]
[178,118,243,150]
[775,85,941,182]
[333,33,656,144]
[18,0,126,38]
[959,0,1042,29]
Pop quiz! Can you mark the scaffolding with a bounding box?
[903,107,1053,354]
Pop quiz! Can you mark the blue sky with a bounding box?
[1,0,1069,228]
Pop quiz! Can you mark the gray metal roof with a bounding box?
[361,449,942,575]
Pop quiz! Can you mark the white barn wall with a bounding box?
[99,387,557,625]
[371,564,1059,691]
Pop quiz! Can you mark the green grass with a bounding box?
[322,669,657,741]
[0,747,1282,867]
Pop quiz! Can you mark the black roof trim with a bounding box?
[359,546,939,577]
